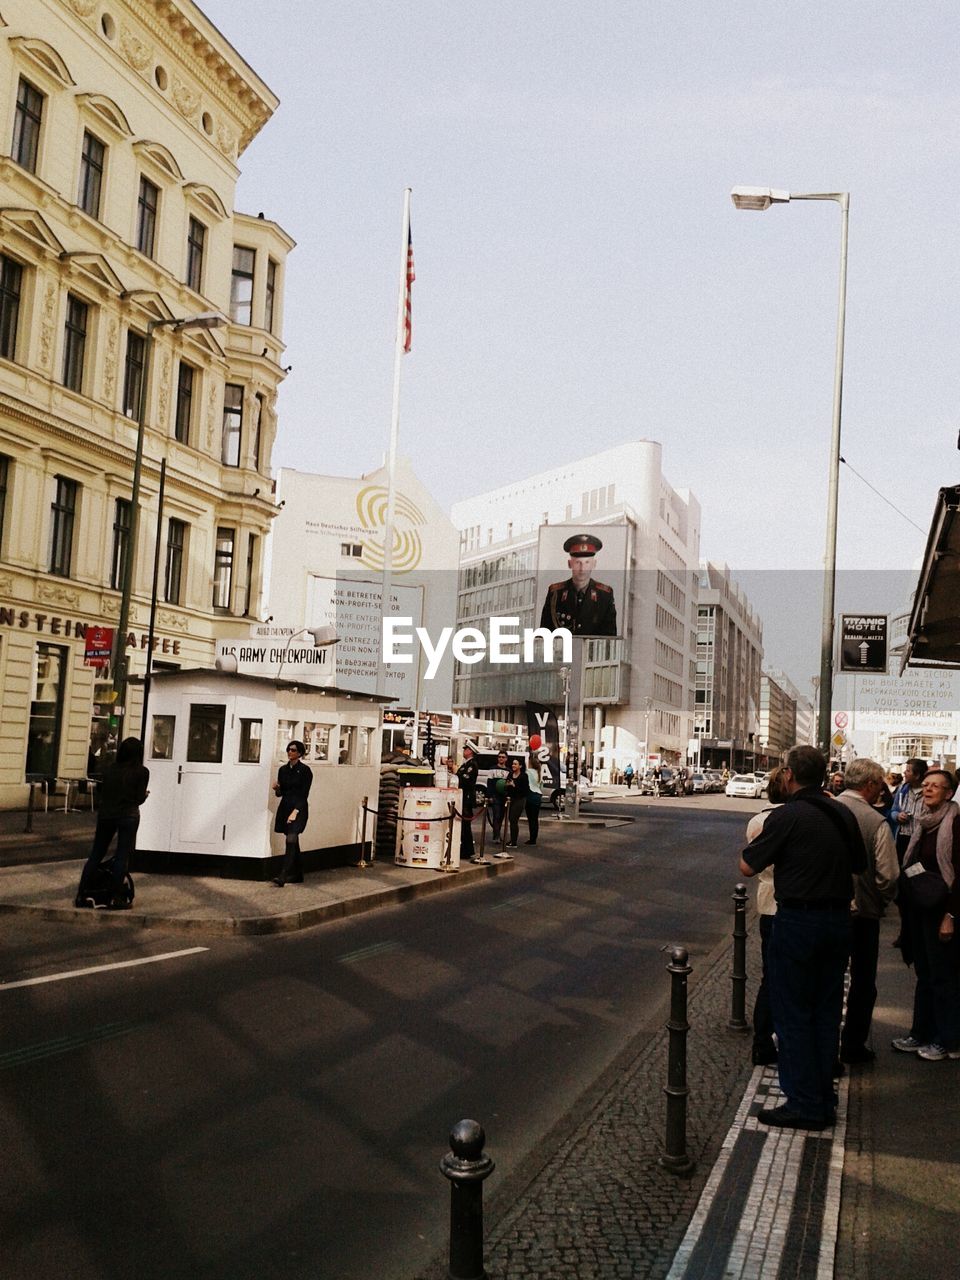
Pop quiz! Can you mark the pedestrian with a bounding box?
[892,769,960,1061]
[75,736,149,908]
[745,766,790,1066]
[455,743,479,861]
[502,756,530,850]
[486,749,509,843]
[890,758,928,945]
[525,755,542,845]
[272,740,312,886]
[739,745,867,1130]
[834,759,900,1064]
[624,762,634,790]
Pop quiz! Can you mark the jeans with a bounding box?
[525,794,542,844]
[908,906,960,1050]
[752,913,775,1054]
[842,916,880,1054]
[79,814,139,894]
[487,795,505,841]
[769,905,851,1119]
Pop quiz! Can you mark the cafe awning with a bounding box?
[902,484,960,671]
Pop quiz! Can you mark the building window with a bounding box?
[111,497,130,590]
[164,518,185,604]
[244,532,258,616]
[265,258,277,332]
[174,361,194,444]
[213,527,234,612]
[0,454,8,557]
[136,176,159,257]
[0,255,23,362]
[26,644,67,778]
[62,294,88,393]
[230,246,255,324]
[49,476,78,577]
[12,78,43,173]
[78,130,105,218]
[252,393,264,469]
[122,329,145,418]
[221,383,243,466]
[186,216,206,292]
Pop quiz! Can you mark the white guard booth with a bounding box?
[136,670,389,877]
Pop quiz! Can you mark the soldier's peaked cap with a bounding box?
[563,533,603,557]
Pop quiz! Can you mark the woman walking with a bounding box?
[503,757,530,849]
[75,737,149,908]
[272,740,313,886]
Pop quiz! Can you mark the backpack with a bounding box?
[75,860,135,910]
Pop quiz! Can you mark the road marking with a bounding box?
[0,947,209,991]
[337,940,402,965]
[0,1022,140,1070]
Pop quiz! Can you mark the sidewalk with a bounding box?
[418,914,959,1279]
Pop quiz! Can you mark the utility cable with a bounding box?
[839,456,927,535]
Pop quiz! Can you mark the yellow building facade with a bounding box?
[0,0,293,807]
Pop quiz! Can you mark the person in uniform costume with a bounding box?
[455,743,479,860]
[540,533,617,636]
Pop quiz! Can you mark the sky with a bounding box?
[199,0,960,684]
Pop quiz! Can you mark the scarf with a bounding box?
[903,800,958,889]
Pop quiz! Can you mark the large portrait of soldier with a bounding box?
[537,527,625,638]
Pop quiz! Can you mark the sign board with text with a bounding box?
[839,615,888,673]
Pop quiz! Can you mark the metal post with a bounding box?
[440,1119,495,1280]
[729,883,749,1032]
[661,945,694,1175]
[141,455,166,737]
[357,797,370,868]
[472,796,489,864]
[24,779,36,834]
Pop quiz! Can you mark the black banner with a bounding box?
[525,700,561,792]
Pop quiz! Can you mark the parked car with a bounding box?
[688,772,708,793]
[754,772,770,794]
[704,770,724,793]
[725,773,764,799]
[549,775,594,810]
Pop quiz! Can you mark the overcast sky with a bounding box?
[200,1,958,683]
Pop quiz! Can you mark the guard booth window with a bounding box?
[238,718,262,763]
[186,704,225,762]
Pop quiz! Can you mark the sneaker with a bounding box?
[917,1043,960,1061]
[891,1035,924,1053]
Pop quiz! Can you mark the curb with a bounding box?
[0,856,518,936]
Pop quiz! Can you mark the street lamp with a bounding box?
[730,186,850,760]
[277,625,339,680]
[112,310,227,739]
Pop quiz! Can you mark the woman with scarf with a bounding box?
[892,769,960,1060]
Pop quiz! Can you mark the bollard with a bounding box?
[440,1119,495,1280]
[729,883,749,1032]
[24,780,36,835]
[472,797,489,865]
[660,945,695,1176]
[357,797,371,868]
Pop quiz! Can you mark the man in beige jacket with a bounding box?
[835,758,900,1063]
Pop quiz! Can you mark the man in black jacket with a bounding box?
[740,745,867,1130]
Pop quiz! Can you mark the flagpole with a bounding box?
[377,186,412,703]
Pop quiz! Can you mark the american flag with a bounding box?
[403,224,415,353]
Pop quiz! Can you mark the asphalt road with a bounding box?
[1,797,757,1280]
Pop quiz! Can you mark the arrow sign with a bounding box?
[839,614,888,673]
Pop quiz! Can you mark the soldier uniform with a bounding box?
[540,533,618,636]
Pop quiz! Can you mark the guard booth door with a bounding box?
[175,702,227,849]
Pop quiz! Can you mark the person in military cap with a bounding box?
[540,533,618,636]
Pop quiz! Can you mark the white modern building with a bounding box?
[263,459,461,759]
[450,441,701,773]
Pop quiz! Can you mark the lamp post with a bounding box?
[730,186,849,760]
[112,310,227,740]
[277,625,339,680]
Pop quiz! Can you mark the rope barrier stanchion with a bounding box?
[439,801,459,873]
[356,797,372,869]
[470,795,489,865]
